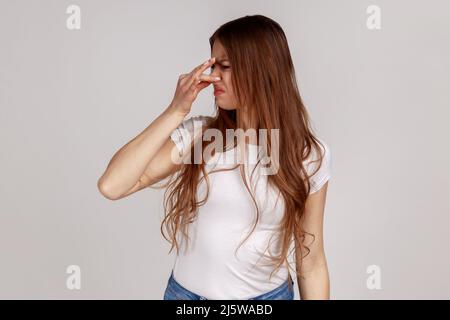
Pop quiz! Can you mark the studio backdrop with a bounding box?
[1,0,449,299]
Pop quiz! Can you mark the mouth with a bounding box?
[214,90,225,96]
[214,88,225,96]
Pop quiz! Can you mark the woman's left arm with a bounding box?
[296,181,330,299]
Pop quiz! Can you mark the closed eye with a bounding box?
[211,64,230,70]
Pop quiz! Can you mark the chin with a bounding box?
[216,101,237,110]
[218,105,237,111]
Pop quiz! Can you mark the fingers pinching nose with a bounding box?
[203,57,216,66]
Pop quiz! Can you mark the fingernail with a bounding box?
[203,59,209,66]
[214,76,221,80]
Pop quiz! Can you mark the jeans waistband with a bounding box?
[164,270,294,300]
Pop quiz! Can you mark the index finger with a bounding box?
[190,57,216,77]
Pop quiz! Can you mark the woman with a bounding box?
[98,14,332,300]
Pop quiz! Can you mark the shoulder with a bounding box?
[170,115,213,154]
[304,138,332,194]
[178,115,212,131]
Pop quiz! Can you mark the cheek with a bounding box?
[224,73,231,81]
[223,74,233,91]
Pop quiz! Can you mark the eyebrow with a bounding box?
[215,58,229,64]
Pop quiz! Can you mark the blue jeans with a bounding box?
[163,270,295,300]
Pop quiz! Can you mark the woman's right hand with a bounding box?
[169,57,221,116]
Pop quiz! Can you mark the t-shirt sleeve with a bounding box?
[305,139,332,194]
[169,115,210,155]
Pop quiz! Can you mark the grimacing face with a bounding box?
[209,40,239,110]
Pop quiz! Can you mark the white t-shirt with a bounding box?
[168,115,332,299]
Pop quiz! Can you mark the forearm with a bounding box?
[98,104,186,198]
[298,259,330,300]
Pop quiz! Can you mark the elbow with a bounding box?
[97,176,121,201]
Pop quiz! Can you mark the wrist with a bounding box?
[166,103,188,120]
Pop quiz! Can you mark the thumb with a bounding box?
[197,81,211,91]
[193,81,210,97]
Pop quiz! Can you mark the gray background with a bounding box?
[1,0,449,299]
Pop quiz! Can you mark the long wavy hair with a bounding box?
[159,15,326,289]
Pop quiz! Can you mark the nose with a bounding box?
[209,66,222,79]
